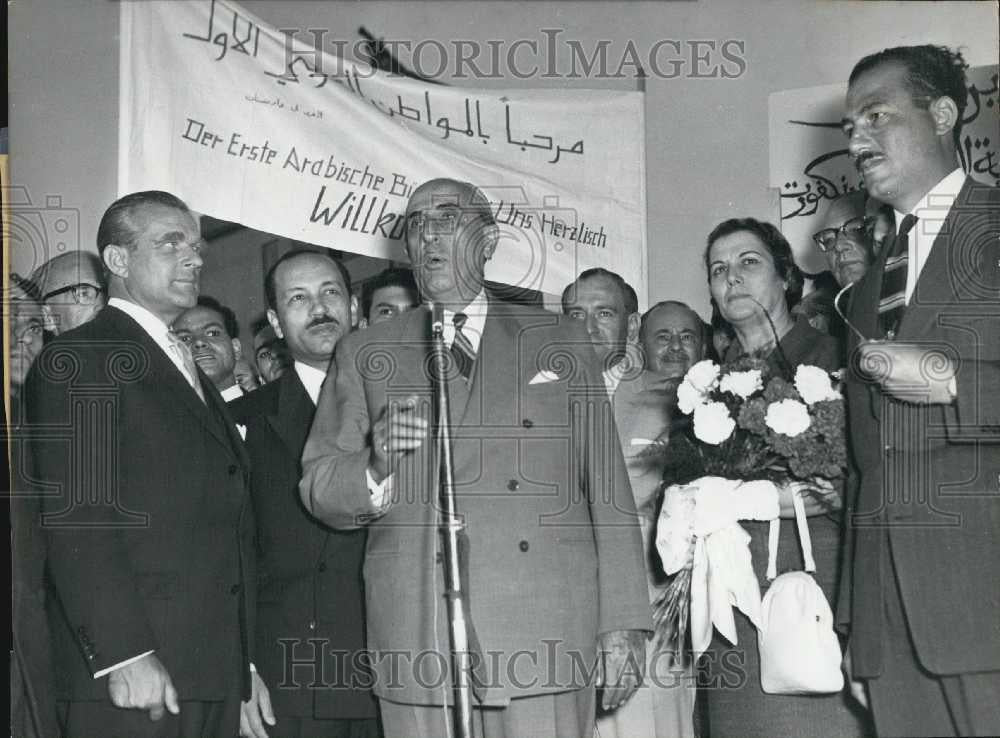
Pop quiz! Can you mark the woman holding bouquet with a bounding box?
[696,218,863,737]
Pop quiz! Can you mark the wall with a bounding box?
[9,0,999,317]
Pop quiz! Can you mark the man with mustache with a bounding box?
[24,190,254,737]
[300,179,649,737]
[231,249,378,738]
[173,296,247,401]
[839,45,1000,737]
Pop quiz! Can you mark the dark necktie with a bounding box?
[451,313,476,383]
[877,214,918,340]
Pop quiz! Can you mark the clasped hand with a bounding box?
[107,653,178,721]
[596,629,647,711]
[369,394,428,481]
[857,340,956,405]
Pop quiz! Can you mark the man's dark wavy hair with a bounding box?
[849,44,969,148]
[704,218,804,311]
[192,295,239,339]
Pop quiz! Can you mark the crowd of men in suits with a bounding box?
[8,42,998,738]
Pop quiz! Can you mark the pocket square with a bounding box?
[529,370,560,385]
[629,437,656,447]
[236,423,247,441]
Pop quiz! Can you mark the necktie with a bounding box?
[877,214,918,340]
[451,313,476,383]
[167,331,206,403]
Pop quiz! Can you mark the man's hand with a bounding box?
[240,670,276,738]
[842,649,869,710]
[107,653,179,721]
[369,395,428,481]
[857,341,956,405]
[596,629,646,711]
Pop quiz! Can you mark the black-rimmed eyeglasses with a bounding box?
[42,283,104,305]
[812,216,875,252]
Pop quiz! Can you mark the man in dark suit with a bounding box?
[24,190,255,738]
[231,249,379,738]
[299,178,650,738]
[840,45,1000,737]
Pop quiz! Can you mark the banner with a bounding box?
[768,65,998,275]
[119,0,648,305]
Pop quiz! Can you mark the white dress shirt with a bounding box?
[294,361,327,406]
[896,167,966,305]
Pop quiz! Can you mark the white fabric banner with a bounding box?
[119,0,648,305]
[768,65,998,275]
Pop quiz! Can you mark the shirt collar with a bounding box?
[894,167,966,229]
[219,384,244,402]
[108,297,174,347]
[294,361,328,405]
[442,290,488,354]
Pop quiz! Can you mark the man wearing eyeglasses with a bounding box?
[812,191,893,289]
[31,250,106,334]
[300,178,650,738]
[838,45,1000,737]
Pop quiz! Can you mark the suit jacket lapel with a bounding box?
[266,370,315,460]
[471,303,518,429]
[106,307,244,464]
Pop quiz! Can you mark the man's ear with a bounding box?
[626,312,640,344]
[103,244,130,279]
[266,309,283,339]
[930,95,959,138]
[232,338,243,360]
[481,223,500,262]
[349,294,359,329]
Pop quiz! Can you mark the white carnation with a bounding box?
[794,365,841,405]
[677,378,705,415]
[719,369,763,399]
[764,399,811,437]
[693,401,736,445]
[686,359,721,392]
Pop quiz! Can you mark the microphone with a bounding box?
[430,301,445,336]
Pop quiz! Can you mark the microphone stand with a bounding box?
[429,303,474,738]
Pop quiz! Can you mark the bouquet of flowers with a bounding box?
[649,356,847,660]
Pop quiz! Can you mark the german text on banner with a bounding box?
[119,0,648,304]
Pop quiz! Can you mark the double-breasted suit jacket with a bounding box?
[841,179,1000,678]
[24,305,255,702]
[229,369,377,720]
[300,301,651,706]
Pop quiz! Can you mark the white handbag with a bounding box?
[758,490,844,694]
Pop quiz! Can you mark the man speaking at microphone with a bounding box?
[300,178,650,738]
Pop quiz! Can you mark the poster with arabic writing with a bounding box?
[769,65,998,276]
[119,0,648,305]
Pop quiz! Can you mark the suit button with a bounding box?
[228,464,238,475]
[518,540,529,552]
[230,583,242,595]
[318,562,327,573]
[435,552,443,564]
[507,479,519,491]
[522,418,534,428]
[884,444,894,456]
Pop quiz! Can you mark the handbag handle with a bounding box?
[765,484,817,580]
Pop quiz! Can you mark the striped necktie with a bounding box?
[451,312,476,383]
[167,331,207,403]
[877,214,918,340]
